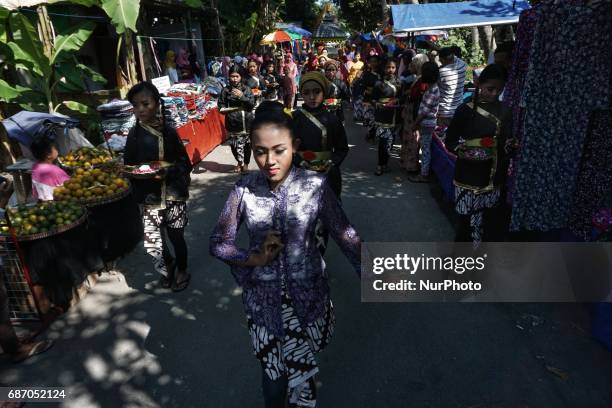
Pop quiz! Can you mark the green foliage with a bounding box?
[51,21,96,64]
[100,0,140,34]
[0,9,105,114]
[183,0,204,7]
[338,0,381,33]
[437,28,485,67]
[7,12,50,77]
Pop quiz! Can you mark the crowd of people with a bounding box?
[213,40,516,245]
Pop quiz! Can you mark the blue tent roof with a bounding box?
[391,0,530,33]
[2,111,79,146]
[276,23,312,37]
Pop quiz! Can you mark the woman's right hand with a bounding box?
[250,230,284,267]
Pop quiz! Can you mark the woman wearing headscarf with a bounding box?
[164,50,179,84]
[220,56,232,80]
[176,48,190,69]
[292,71,349,255]
[400,53,430,172]
[304,52,319,73]
[281,53,298,109]
[219,65,256,174]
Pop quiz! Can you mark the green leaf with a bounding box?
[101,0,140,34]
[51,21,95,64]
[49,0,100,6]
[54,60,105,93]
[0,6,9,43]
[0,79,47,111]
[0,78,21,101]
[62,101,95,115]
[7,12,50,77]
[183,0,203,8]
[76,63,106,84]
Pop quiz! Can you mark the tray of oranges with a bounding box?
[59,147,115,170]
[53,168,131,207]
[1,201,87,242]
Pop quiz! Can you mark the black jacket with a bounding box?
[445,102,512,189]
[327,78,350,122]
[218,84,255,133]
[245,74,266,92]
[124,123,192,204]
[262,72,281,100]
[372,77,402,126]
[291,106,349,197]
[362,71,381,102]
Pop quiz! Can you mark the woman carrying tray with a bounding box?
[371,58,403,176]
[124,82,193,292]
[210,101,361,408]
[444,64,512,244]
[245,59,266,107]
[219,65,256,175]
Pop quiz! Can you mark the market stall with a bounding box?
[99,81,226,165]
[1,115,142,320]
[160,82,226,164]
[177,109,225,164]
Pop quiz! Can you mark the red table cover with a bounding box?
[176,109,226,164]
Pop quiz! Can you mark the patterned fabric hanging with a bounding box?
[503,5,541,204]
[568,110,612,241]
[510,0,611,231]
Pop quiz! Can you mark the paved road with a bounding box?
[1,113,611,408]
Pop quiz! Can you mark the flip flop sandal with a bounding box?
[12,339,54,364]
[172,274,191,293]
[159,259,176,288]
[232,165,242,173]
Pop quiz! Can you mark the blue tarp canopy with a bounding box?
[2,111,79,146]
[391,0,530,33]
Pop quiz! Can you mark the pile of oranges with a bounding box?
[60,147,113,169]
[53,168,130,203]
[2,201,85,236]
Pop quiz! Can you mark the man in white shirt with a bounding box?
[437,47,467,126]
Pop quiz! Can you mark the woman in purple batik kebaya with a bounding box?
[210,101,361,408]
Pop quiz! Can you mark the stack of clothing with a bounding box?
[161,96,189,128]
[97,100,136,141]
[168,87,209,120]
[202,77,225,97]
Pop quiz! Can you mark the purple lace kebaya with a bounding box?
[210,167,361,336]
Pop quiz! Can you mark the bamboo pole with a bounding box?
[124,31,139,87]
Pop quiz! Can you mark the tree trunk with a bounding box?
[471,26,480,64]
[244,0,269,54]
[210,0,225,56]
[479,25,495,63]
[381,0,389,27]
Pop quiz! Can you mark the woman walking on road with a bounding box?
[210,101,361,408]
[371,58,403,176]
[219,65,256,174]
[125,82,192,291]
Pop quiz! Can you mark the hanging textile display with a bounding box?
[510,0,611,232]
[503,4,541,203]
[567,110,612,241]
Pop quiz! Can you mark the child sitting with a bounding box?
[30,135,70,201]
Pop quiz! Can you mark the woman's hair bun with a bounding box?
[250,101,294,138]
[255,100,286,117]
